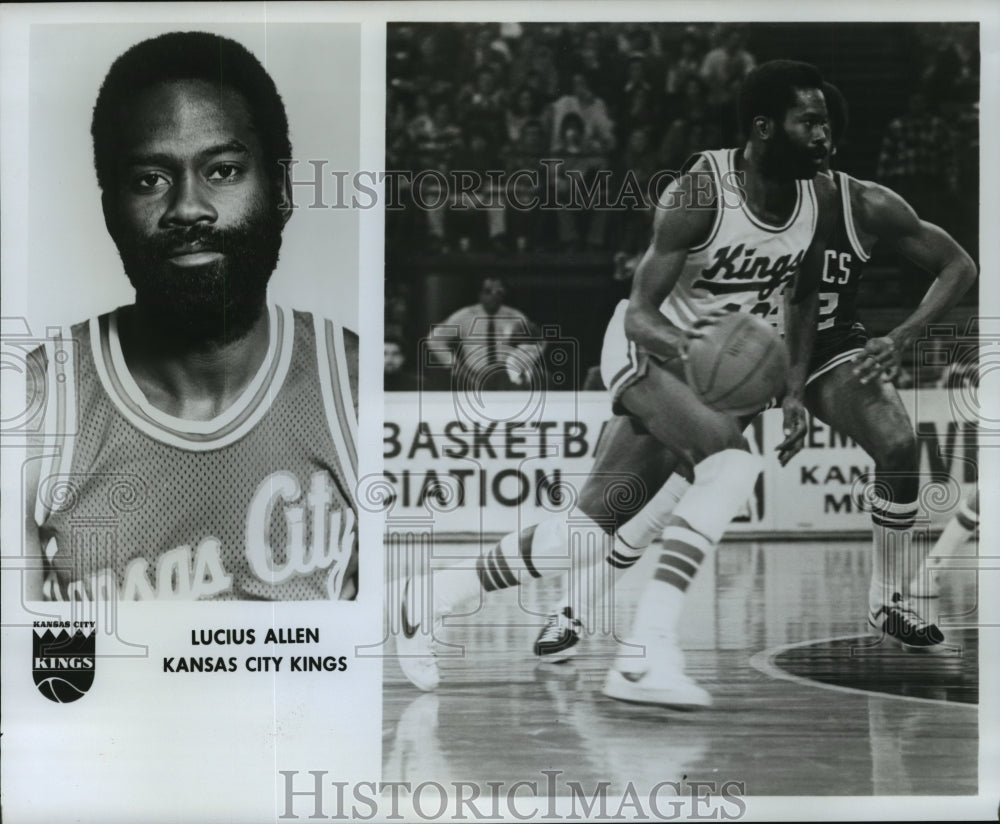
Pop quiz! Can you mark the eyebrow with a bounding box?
[124,139,251,167]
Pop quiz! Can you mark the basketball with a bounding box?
[683,312,789,415]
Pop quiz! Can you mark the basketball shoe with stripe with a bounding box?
[867,592,945,652]
[533,607,584,663]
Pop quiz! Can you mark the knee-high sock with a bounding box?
[867,487,918,611]
[928,492,978,562]
[551,473,692,628]
[620,449,763,667]
[430,474,693,618]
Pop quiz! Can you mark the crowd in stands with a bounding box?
[387,22,757,256]
[385,22,979,390]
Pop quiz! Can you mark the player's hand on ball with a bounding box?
[686,307,731,340]
[776,396,808,466]
[852,336,900,384]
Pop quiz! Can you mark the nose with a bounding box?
[162,172,217,226]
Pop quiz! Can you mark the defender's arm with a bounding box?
[852,181,978,383]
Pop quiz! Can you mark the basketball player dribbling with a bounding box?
[534,82,977,672]
[23,32,359,601]
[397,60,840,706]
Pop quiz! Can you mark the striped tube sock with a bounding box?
[548,473,692,625]
[427,522,547,617]
[868,492,918,611]
[622,525,712,663]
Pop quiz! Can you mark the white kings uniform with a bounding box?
[33,304,359,601]
[601,148,818,408]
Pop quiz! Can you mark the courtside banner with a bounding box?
[385,389,977,535]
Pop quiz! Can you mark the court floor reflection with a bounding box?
[383,540,979,796]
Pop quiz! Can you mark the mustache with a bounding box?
[135,225,246,259]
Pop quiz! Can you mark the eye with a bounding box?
[132,171,169,192]
[207,163,243,182]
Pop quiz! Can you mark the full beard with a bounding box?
[114,205,284,347]
[760,127,822,181]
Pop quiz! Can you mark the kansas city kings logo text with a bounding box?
[694,244,805,298]
[33,623,96,703]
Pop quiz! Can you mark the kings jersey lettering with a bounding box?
[694,244,806,299]
[36,306,360,601]
[658,149,818,332]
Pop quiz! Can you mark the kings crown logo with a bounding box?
[33,624,96,702]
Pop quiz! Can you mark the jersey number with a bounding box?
[817,292,839,330]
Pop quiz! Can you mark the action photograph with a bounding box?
[381,19,983,808]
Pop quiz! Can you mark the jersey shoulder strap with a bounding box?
[836,171,870,261]
[687,148,733,253]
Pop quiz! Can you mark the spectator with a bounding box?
[659,76,723,171]
[408,101,463,254]
[616,127,659,257]
[572,29,615,102]
[700,27,755,140]
[553,112,610,251]
[923,38,977,107]
[619,56,661,138]
[616,24,664,61]
[550,72,616,154]
[412,31,455,96]
[876,90,959,227]
[385,336,420,391]
[522,43,560,101]
[457,66,507,148]
[447,129,508,252]
[664,30,704,97]
[425,278,544,390]
[502,118,549,250]
[508,32,539,91]
[505,87,541,145]
[461,25,511,78]
[406,92,435,147]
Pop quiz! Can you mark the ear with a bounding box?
[101,190,118,238]
[275,164,294,226]
[752,115,774,140]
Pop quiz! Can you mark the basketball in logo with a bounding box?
[33,625,95,703]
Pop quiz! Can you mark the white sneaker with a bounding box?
[396,575,441,691]
[602,638,712,709]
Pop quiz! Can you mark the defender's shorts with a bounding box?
[807,321,867,385]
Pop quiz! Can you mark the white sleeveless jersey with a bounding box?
[34,304,359,601]
[661,148,818,331]
[602,149,817,400]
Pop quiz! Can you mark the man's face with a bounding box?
[763,87,829,181]
[384,342,405,374]
[479,283,504,314]
[104,79,285,341]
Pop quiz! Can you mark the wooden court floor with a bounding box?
[383,539,980,797]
